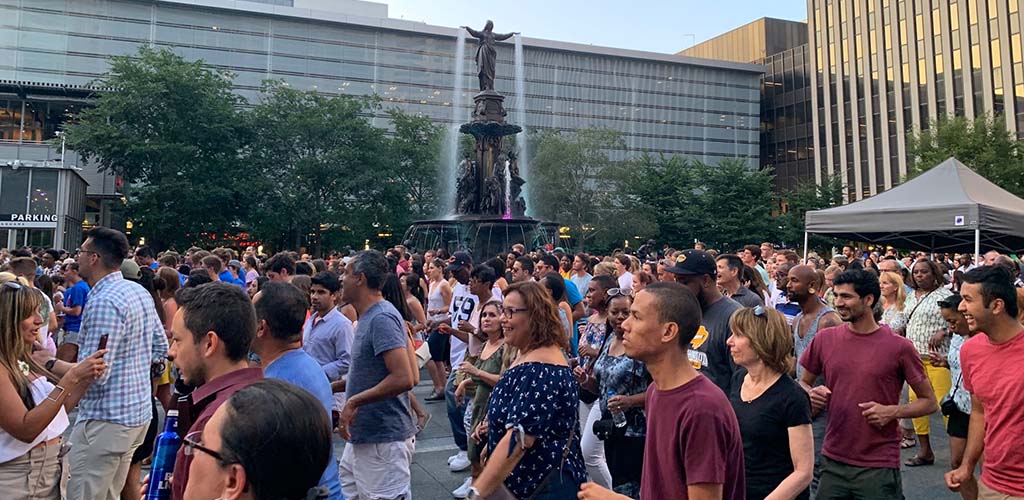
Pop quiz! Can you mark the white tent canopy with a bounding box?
[803,157,1024,256]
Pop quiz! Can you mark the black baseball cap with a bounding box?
[664,249,717,277]
[446,251,473,272]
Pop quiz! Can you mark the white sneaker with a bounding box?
[447,451,460,465]
[452,477,473,498]
[449,451,471,472]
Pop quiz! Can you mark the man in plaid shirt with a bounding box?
[67,227,168,500]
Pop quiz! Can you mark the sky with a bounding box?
[379,0,807,54]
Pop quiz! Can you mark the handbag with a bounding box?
[579,324,612,404]
[941,371,964,417]
[488,425,578,500]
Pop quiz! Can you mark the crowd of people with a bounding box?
[1,232,1023,500]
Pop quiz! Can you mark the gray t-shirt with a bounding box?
[730,286,765,308]
[687,296,743,394]
[345,300,416,444]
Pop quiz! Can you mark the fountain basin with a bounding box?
[459,121,522,138]
[403,216,560,259]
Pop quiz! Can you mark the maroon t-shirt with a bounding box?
[799,323,926,469]
[171,367,263,500]
[640,374,745,500]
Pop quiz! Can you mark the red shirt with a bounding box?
[799,323,926,469]
[640,374,745,500]
[171,367,263,500]
[961,331,1024,496]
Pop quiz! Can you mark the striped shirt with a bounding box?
[77,271,169,427]
[904,287,952,356]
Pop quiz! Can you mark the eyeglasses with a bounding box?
[606,288,633,298]
[501,307,528,318]
[183,431,226,462]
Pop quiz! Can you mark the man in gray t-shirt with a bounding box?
[666,249,744,394]
[338,250,416,500]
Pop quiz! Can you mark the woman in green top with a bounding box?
[455,300,515,478]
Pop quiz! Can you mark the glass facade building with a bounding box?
[809,0,1024,201]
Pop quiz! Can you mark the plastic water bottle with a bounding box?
[607,390,627,428]
[145,409,182,500]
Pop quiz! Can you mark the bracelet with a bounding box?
[46,385,66,403]
[44,359,57,372]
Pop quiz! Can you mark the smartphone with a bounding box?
[98,334,109,350]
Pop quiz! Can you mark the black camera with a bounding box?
[592,418,615,441]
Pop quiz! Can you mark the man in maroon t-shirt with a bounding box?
[579,282,745,500]
[799,269,935,499]
[159,283,262,500]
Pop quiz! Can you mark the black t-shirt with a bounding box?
[729,373,812,500]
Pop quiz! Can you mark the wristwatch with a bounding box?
[467,486,482,500]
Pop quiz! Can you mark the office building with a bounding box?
[809,0,1024,201]
[681,18,814,191]
[0,0,763,248]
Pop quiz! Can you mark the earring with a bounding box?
[809,288,816,294]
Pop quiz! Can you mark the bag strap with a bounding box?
[583,323,613,375]
[906,289,938,323]
[525,425,578,500]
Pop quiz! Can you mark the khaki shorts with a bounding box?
[0,439,62,500]
[339,437,414,500]
[980,480,1024,500]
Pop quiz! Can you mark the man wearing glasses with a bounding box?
[65,227,169,500]
[664,249,743,394]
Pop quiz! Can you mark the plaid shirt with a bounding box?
[77,271,169,427]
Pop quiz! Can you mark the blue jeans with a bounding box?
[445,369,468,452]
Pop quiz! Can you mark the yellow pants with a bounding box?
[909,361,951,435]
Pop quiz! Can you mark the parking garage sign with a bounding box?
[0,213,58,229]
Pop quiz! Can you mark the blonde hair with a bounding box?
[593,261,617,278]
[879,271,907,311]
[728,307,793,374]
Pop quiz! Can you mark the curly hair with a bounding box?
[503,281,569,352]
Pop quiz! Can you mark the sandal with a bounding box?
[899,437,917,449]
[424,390,445,402]
[904,456,934,467]
[416,412,431,434]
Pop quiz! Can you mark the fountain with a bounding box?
[403,22,559,258]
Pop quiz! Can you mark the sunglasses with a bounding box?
[753,305,766,317]
[2,281,23,291]
[606,288,634,298]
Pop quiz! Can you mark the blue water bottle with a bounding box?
[145,409,182,500]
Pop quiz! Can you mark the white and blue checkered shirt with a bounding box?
[77,271,168,427]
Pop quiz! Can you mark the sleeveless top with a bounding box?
[0,377,70,464]
[793,306,834,381]
[426,280,447,322]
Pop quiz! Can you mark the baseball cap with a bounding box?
[120,258,142,280]
[228,259,243,269]
[664,249,717,277]
[446,251,473,272]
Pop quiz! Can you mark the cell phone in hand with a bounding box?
[98,334,109,350]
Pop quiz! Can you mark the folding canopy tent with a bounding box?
[803,157,1024,258]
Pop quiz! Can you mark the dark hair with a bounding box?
[642,282,703,348]
[137,266,167,326]
[910,258,945,290]
[221,379,331,500]
[254,282,308,341]
[85,227,130,268]
[515,256,535,274]
[540,254,559,270]
[484,257,506,277]
[938,293,964,310]
[741,265,769,298]
[541,271,567,302]
[311,259,327,273]
[244,255,258,271]
[43,249,61,261]
[743,244,762,260]
[310,271,341,293]
[716,254,743,274]
[265,252,296,275]
[33,274,55,301]
[135,245,155,260]
[503,281,569,351]
[294,261,314,276]
[201,255,223,274]
[404,273,425,305]
[350,250,389,291]
[471,265,498,287]
[175,282,255,361]
[574,252,592,273]
[962,265,1019,318]
[381,273,411,321]
[832,268,882,307]
[591,274,616,291]
[185,269,213,288]
[615,254,631,267]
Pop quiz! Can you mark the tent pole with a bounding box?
[975,229,981,265]
[803,231,809,263]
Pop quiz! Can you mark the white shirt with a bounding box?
[448,283,503,366]
[617,271,634,291]
[0,377,69,463]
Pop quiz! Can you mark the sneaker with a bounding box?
[447,451,460,465]
[452,477,473,498]
[449,451,471,472]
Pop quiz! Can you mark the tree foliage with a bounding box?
[906,115,1024,196]
[775,175,845,253]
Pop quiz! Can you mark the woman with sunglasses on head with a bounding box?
[0,281,108,500]
[576,291,649,498]
[469,281,587,499]
[726,306,813,500]
[180,378,332,500]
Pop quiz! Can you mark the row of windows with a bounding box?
[0,166,60,216]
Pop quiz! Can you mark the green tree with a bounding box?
[62,46,248,248]
[775,175,845,253]
[906,114,1024,196]
[245,81,389,253]
[530,128,647,250]
[386,108,445,220]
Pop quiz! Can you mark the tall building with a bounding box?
[0,0,762,249]
[809,0,1024,201]
[680,18,814,191]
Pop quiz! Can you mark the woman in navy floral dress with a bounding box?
[469,281,586,499]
